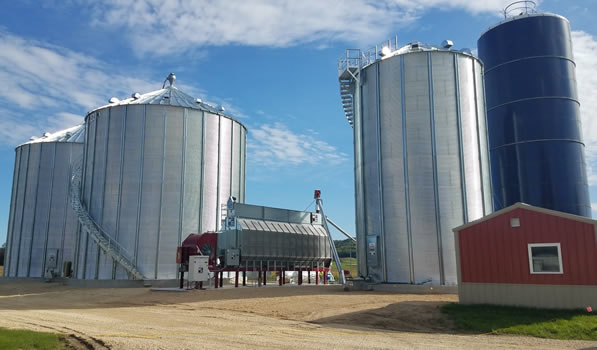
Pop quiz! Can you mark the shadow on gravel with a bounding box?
[310,301,457,334]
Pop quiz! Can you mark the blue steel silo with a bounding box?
[478,2,591,217]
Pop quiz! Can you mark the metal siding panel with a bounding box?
[183,109,202,236]
[158,106,184,279]
[11,146,30,276]
[240,127,246,203]
[118,105,143,271]
[83,118,96,207]
[97,106,124,279]
[137,105,164,279]
[379,57,410,282]
[458,57,484,221]
[231,122,241,201]
[29,143,54,277]
[201,114,219,232]
[475,61,493,215]
[5,147,21,276]
[404,52,440,284]
[361,65,382,279]
[432,52,462,285]
[219,118,232,226]
[89,112,106,219]
[18,144,40,277]
[62,144,82,272]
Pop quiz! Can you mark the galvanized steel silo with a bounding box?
[478,6,591,217]
[76,80,246,280]
[4,125,84,278]
[339,43,492,285]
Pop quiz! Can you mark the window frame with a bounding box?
[528,243,563,274]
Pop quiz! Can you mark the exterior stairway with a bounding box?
[339,79,355,128]
[70,157,145,280]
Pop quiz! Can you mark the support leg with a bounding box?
[242,270,246,286]
[235,269,239,288]
[279,269,283,286]
[215,271,219,289]
[219,271,224,287]
[308,269,311,284]
[263,269,267,286]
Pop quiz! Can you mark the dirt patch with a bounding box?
[0,280,594,349]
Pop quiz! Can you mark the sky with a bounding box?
[0,0,596,244]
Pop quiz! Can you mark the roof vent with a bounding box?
[380,46,392,57]
[29,136,38,141]
[196,98,202,104]
[410,42,420,49]
[461,48,472,54]
[218,105,225,112]
[43,132,51,137]
[132,92,141,99]
[162,73,176,88]
[441,40,454,49]
[109,97,119,104]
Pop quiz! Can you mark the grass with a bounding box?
[442,303,597,340]
[0,328,68,349]
[330,257,358,280]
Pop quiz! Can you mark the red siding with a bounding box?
[458,208,597,285]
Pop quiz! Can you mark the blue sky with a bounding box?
[0,0,596,244]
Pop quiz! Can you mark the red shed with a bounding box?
[453,202,597,309]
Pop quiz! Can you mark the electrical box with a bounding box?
[46,249,59,269]
[310,213,322,225]
[188,255,209,282]
[366,236,379,267]
[226,249,240,267]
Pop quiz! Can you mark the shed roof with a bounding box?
[452,202,597,233]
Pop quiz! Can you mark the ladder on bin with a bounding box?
[338,49,362,128]
[70,157,145,280]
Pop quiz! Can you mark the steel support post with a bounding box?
[235,269,239,288]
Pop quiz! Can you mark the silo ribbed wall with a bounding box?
[478,14,590,217]
[76,104,246,280]
[4,141,82,277]
[355,50,492,285]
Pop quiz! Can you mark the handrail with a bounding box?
[70,155,143,278]
[504,1,537,18]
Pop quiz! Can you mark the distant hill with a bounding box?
[334,239,356,258]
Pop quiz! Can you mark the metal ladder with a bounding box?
[70,157,145,280]
[337,49,362,128]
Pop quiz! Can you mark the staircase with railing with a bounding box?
[70,157,145,280]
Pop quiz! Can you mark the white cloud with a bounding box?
[86,0,517,56]
[0,31,250,146]
[573,31,597,180]
[248,122,348,167]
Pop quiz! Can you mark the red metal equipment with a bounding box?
[177,232,218,288]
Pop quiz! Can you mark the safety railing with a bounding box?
[504,1,537,18]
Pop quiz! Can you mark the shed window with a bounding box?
[528,243,563,274]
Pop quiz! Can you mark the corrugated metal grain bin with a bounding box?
[76,81,246,280]
[4,125,84,278]
[339,42,492,285]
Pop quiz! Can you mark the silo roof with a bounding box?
[21,124,85,147]
[89,86,233,118]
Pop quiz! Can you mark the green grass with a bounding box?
[330,257,358,280]
[0,328,68,349]
[442,303,597,340]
